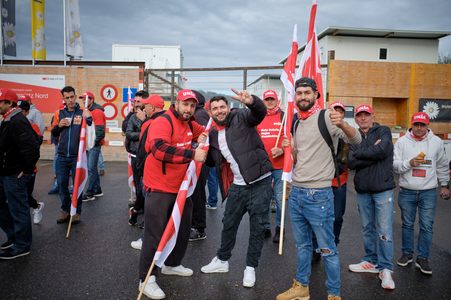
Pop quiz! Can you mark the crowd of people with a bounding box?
[0,78,449,300]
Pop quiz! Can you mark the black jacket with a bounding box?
[206,96,273,200]
[348,123,396,193]
[0,108,40,176]
[125,114,143,154]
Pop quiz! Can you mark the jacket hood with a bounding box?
[3,107,22,122]
[89,102,105,112]
[192,90,205,108]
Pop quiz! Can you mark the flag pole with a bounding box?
[130,183,134,204]
[137,260,157,300]
[63,0,66,66]
[274,111,287,156]
[0,1,3,66]
[279,181,287,255]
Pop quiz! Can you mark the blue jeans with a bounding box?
[98,151,104,170]
[56,156,82,214]
[53,144,58,175]
[356,190,394,271]
[312,183,347,248]
[86,145,101,195]
[0,174,32,252]
[398,188,436,259]
[267,169,286,229]
[207,166,218,206]
[288,185,341,296]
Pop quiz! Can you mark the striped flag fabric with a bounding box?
[128,153,135,192]
[65,0,83,57]
[153,118,212,267]
[280,24,298,182]
[31,0,46,60]
[70,98,89,216]
[1,0,16,56]
[295,0,324,108]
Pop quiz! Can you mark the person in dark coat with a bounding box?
[200,89,273,289]
[347,104,396,290]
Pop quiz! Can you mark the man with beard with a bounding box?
[200,90,273,289]
[138,89,207,299]
[277,78,361,300]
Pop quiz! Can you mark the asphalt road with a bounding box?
[0,160,450,300]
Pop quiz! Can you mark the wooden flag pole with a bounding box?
[130,185,134,204]
[137,260,157,300]
[279,180,287,255]
[66,216,73,238]
[274,111,287,155]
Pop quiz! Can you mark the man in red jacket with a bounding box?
[256,90,285,243]
[138,89,207,299]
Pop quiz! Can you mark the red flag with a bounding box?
[280,24,298,182]
[128,153,135,192]
[296,0,324,108]
[153,118,212,267]
[70,105,88,216]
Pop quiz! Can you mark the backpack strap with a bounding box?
[318,109,341,189]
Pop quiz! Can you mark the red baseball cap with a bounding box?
[411,112,429,124]
[79,91,95,100]
[0,89,18,103]
[330,102,345,110]
[355,105,373,115]
[141,94,165,109]
[177,89,198,103]
[19,94,32,102]
[263,90,278,100]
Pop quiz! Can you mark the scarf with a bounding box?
[266,107,281,116]
[298,100,322,120]
[410,128,429,141]
[3,106,19,119]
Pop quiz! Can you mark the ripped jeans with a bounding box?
[356,190,394,271]
[289,185,340,296]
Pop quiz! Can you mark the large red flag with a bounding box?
[296,0,324,108]
[70,99,89,216]
[153,118,212,267]
[280,24,298,182]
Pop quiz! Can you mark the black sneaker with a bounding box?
[415,257,432,274]
[94,190,103,197]
[82,194,95,202]
[273,227,281,243]
[129,208,138,226]
[264,228,272,239]
[138,221,145,229]
[0,249,30,260]
[397,253,413,267]
[189,229,206,241]
[1,240,14,250]
[312,251,321,264]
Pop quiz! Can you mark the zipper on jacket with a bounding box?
[67,111,74,157]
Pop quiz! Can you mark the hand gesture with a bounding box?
[281,135,291,148]
[59,117,71,128]
[82,109,91,119]
[329,107,344,128]
[271,147,284,158]
[231,88,254,106]
[194,143,207,163]
[198,132,209,144]
[136,108,146,121]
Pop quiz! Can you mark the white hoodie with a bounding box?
[393,129,449,190]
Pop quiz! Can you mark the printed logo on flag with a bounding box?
[412,169,426,178]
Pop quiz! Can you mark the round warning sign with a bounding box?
[101,85,118,102]
[103,103,118,120]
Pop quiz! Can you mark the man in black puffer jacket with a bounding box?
[200,89,273,289]
[347,105,396,290]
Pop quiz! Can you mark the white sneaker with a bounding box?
[131,238,142,250]
[138,276,165,299]
[348,261,380,273]
[379,269,395,290]
[201,256,229,273]
[33,202,44,224]
[161,264,193,277]
[243,266,255,287]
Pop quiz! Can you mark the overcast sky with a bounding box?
[6,0,451,92]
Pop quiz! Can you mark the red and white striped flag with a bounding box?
[296,0,324,108]
[154,118,212,267]
[280,24,298,182]
[70,97,89,216]
[128,153,135,192]
[127,86,133,114]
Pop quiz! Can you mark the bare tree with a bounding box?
[438,52,451,64]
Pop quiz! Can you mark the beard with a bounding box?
[212,112,229,126]
[296,99,315,111]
